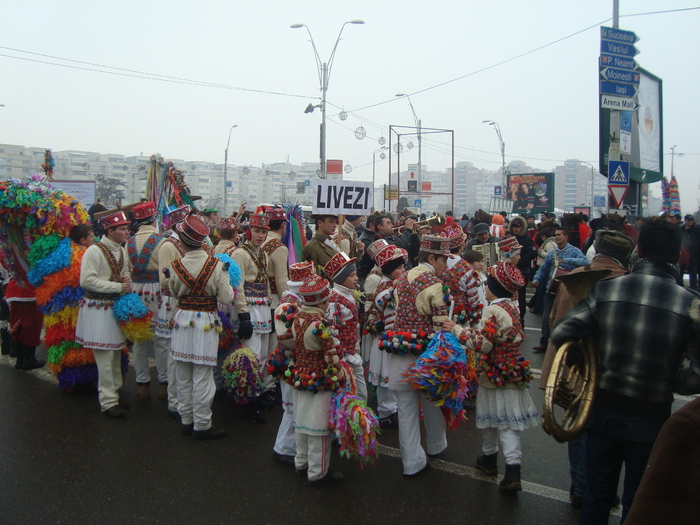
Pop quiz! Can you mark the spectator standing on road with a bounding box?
[680,214,700,288]
[531,228,588,353]
[444,261,538,492]
[551,219,700,524]
[506,216,537,326]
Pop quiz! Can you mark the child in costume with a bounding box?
[271,260,316,467]
[169,215,235,440]
[289,275,345,485]
[324,251,366,400]
[439,223,474,327]
[444,261,539,491]
[366,240,407,429]
[463,250,487,328]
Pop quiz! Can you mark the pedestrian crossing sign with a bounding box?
[608,161,629,186]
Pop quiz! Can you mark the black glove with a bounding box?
[237,312,253,340]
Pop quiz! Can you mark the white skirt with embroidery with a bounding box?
[132,282,161,316]
[293,389,332,436]
[475,386,540,431]
[248,303,272,334]
[169,309,220,366]
[367,336,392,388]
[75,303,126,351]
[155,295,177,338]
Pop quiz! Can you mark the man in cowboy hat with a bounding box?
[169,215,235,440]
[128,201,167,401]
[76,211,133,418]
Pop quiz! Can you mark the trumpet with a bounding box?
[393,213,446,233]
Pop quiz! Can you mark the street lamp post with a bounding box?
[223,124,238,216]
[291,20,364,179]
[372,146,389,211]
[483,120,507,191]
[395,94,422,199]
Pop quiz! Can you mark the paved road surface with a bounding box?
[1,309,694,525]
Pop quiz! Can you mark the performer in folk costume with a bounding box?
[301,214,341,270]
[168,215,234,440]
[75,211,133,418]
[444,261,539,492]
[367,241,408,429]
[6,279,45,371]
[271,260,316,467]
[214,216,242,256]
[497,236,523,306]
[229,213,273,421]
[155,205,191,417]
[261,207,290,400]
[439,222,474,327]
[359,239,387,362]
[339,215,365,260]
[388,234,452,476]
[463,250,487,328]
[324,251,366,401]
[289,275,345,485]
[127,201,167,401]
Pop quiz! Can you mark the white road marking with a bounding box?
[377,444,622,516]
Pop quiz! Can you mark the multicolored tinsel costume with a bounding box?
[661,177,671,213]
[222,347,264,404]
[668,175,681,216]
[403,330,477,430]
[283,204,307,265]
[329,362,381,468]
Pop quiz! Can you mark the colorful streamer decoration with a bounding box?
[330,380,381,467]
[145,154,196,226]
[112,293,155,343]
[222,347,264,405]
[403,330,476,430]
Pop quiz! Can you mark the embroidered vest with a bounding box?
[171,255,219,312]
[329,291,359,355]
[287,312,340,392]
[442,258,472,324]
[394,269,446,335]
[481,301,531,387]
[128,232,164,283]
[262,238,283,295]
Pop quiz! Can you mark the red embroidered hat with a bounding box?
[249,214,270,230]
[419,234,451,255]
[265,207,287,222]
[100,211,130,229]
[289,261,315,283]
[299,275,331,306]
[323,251,357,282]
[439,223,467,250]
[132,201,158,221]
[217,217,241,231]
[498,236,522,258]
[175,215,210,247]
[166,205,191,225]
[367,239,390,261]
[488,261,525,294]
[374,244,407,268]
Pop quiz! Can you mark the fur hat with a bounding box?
[594,230,634,262]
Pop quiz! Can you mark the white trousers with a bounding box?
[482,427,522,465]
[166,346,178,412]
[248,332,275,391]
[132,335,169,384]
[295,433,332,482]
[273,381,296,456]
[376,386,398,419]
[92,349,123,411]
[174,361,216,431]
[396,389,447,475]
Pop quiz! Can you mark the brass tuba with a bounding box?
[541,269,611,443]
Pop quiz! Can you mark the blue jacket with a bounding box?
[533,243,589,288]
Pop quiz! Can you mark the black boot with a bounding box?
[476,453,498,476]
[244,400,266,424]
[12,340,24,369]
[0,328,10,355]
[499,464,522,492]
[21,345,45,371]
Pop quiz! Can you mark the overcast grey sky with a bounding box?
[2,1,699,212]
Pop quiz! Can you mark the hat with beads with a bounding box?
[367,239,390,261]
[265,207,287,222]
[323,251,357,285]
[497,236,522,259]
[299,275,331,306]
[132,201,158,221]
[174,215,210,248]
[249,213,270,230]
[288,261,316,284]
[100,211,130,229]
[217,216,241,231]
[487,261,525,296]
[166,205,191,225]
[419,234,451,256]
[439,222,467,250]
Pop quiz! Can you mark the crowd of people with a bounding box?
[2,201,700,523]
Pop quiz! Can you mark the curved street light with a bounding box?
[396,93,422,198]
[483,120,507,190]
[291,20,364,178]
[223,124,238,216]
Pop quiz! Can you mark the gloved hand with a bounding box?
[237,312,253,341]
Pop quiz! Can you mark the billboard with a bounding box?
[506,173,554,215]
[50,180,96,207]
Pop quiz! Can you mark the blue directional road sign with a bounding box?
[600,39,639,58]
[414,199,422,207]
[608,160,630,186]
[593,196,606,207]
[600,81,637,98]
[600,67,640,85]
[600,53,637,71]
[304,179,311,187]
[494,186,502,196]
[601,26,639,45]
